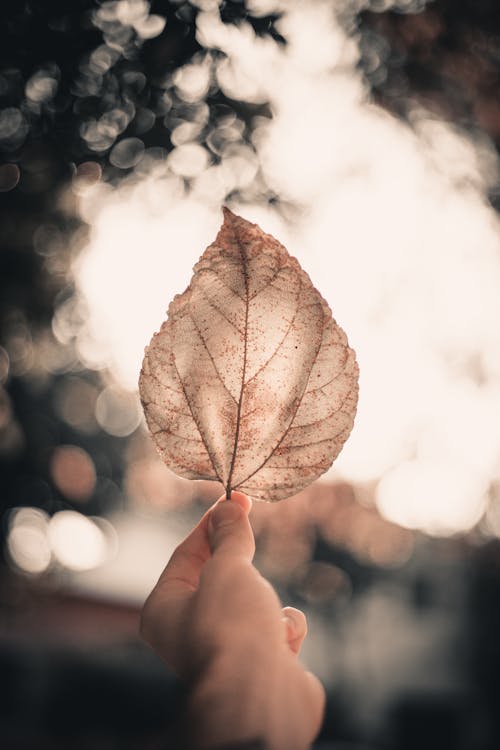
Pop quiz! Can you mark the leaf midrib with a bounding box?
[225,212,250,498]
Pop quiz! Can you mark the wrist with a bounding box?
[185,639,313,750]
[186,640,280,749]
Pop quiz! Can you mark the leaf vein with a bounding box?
[196,284,245,336]
[288,389,355,429]
[274,435,343,452]
[188,311,238,405]
[147,368,184,398]
[172,357,223,484]
[152,427,210,445]
[248,262,284,301]
[197,267,245,301]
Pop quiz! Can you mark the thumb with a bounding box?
[208,493,255,561]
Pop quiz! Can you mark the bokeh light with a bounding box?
[4,319,34,376]
[95,385,142,437]
[25,67,59,104]
[72,161,102,195]
[48,510,111,571]
[50,445,97,502]
[0,107,28,150]
[109,137,145,169]
[7,508,52,575]
[53,377,100,434]
[376,459,488,535]
[0,163,20,192]
[294,561,352,606]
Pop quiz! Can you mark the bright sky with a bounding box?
[72,0,500,536]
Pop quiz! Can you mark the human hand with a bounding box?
[140,492,325,750]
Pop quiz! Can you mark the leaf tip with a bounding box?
[222,205,236,222]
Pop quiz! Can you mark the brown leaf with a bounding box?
[139,208,359,502]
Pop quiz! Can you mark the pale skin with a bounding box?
[140,491,325,750]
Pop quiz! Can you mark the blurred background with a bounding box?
[1,0,500,748]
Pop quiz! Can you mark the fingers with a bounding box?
[141,492,252,663]
[208,492,255,562]
[282,606,307,655]
[155,506,214,594]
[155,494,227,593]
[141,501,216,654]
[155,491,252,594]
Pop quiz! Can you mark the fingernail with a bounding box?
[209,501,242,530]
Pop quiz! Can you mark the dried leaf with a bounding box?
[139,208,359,501]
